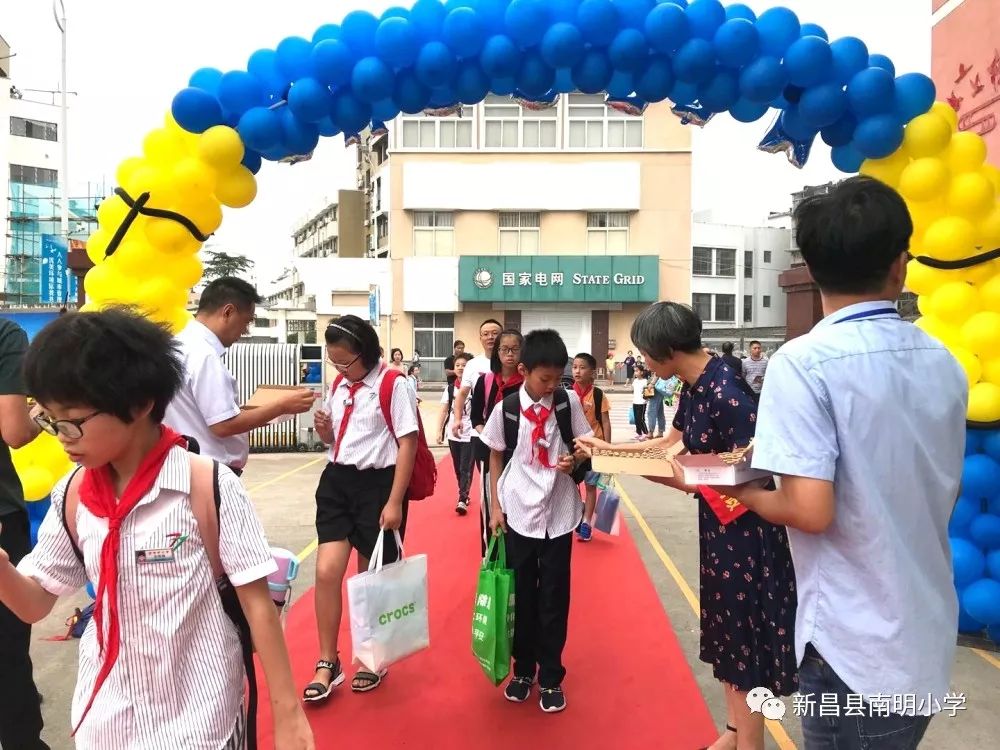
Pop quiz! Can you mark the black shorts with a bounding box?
[315,463,408,562]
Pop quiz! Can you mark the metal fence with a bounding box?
[226,343,303,451]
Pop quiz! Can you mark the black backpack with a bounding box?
[500,388,590,484]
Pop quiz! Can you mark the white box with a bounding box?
[673,452,771,486]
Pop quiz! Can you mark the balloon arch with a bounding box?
[13,0,1000,633]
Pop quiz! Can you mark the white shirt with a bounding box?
[324,366,419,470]
[631,378,648,405]
[164,320,247,469]
[440,385,472,442]
[480,387,593,539]
[751,301,968,713]
[460,354,491,392]
[18,447,277,749]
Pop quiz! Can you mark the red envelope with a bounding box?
[698,485,751,525]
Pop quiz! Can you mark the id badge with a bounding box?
[136,547,175,564]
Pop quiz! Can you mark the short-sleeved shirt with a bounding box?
[0,318,29,517]
[480,387,593,539]
[579,386,610,440]
[751,301,968,712]
[460,354,491,392]
[741,355,768,394]
[17,446,277,748]
[440,384,472,442]
[164,320,247,469]
[443,355,457,386]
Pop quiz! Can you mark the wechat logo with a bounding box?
[747,687,786,721]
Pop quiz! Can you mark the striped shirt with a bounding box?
[17,447,277,749]
[480,387,593,539]
[741,355,768,394]
[324,366,418,470]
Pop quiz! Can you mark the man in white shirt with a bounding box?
[451,318,502,438]
[165,277,316,474]
[725,177,967,748]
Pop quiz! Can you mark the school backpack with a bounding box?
[500,388,590,484]
[330,368,438,500]
[61,453,260,750]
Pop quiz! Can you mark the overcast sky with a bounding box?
[3,1,930,283]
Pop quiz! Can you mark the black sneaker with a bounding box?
[539,686,566,713]
[504,676,533,703]
[456,500,468,515]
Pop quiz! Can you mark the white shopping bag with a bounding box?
[347,529,430,673]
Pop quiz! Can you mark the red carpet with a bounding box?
[256,459,716,748]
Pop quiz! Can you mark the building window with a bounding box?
[715,294,736,322]
[743,295,753,323]
[693,247,713,276]
[608,106,644,148]
[587,211,629,255]
[744,250,753,278]
[413,211,455,256]
[9,164,58,187]
[692,247,736,277]
[498,212,540,256]
[763,250,772,263]
[400,108,473,149]
[483,95,557,148]
[567,93,643,149]
[763,295,771,308]
[413,313,455,359]
[692,293,712,321]
[10,116,58,142]
[716,248,736,277]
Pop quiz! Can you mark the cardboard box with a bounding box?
[590,441,684,478]
[241,385,312,425]
[673,451,771,486]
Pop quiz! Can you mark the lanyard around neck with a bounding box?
[833,307,899,325]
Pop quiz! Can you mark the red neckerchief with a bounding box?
[491,372,524,409]
[521,403,558,468]
[573,382,593,403]
[333,381,365,462]
[73,425,186,735]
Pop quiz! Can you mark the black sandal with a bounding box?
[303,658,344,703]
[697,724,737,750]
[351,667,388,693]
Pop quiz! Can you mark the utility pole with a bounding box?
[53,0,68,237]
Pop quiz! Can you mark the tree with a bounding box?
[202,250,255,282]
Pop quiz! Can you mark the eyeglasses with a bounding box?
[499,347,521,356]
[331,353,361,372]
[34,410,102,440]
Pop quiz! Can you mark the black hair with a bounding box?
[749,340,761,347]
[520,329,569,371]
[389,347,404,362]
[325,315,381,370]
[630,302,703,361]
[480,318,503,332]
[407,364,419,376]
[24,307,184,424]
[197,276,262,313]
[722,342,734,355]
[490,329,524,373]
[794,176,912,295]
[574,352,598,369]
[635,365,646,377]
[454,351,474,363]
[453,339,465,348]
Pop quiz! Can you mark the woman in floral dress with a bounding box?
[580,302,797,750]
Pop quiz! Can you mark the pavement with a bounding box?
[22,391,1000,749]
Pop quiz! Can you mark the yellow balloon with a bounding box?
[116,157,146,189]
[960,310,1000,355]
[96,195,130,232]
[79,301,99,312]
[931,101,959,131]
[947,172,996,219]
[18,466,55,502]
[143,128,186,165]
[914,315,960,347]
[120,164,179,207]
[171,157,217,196]
[931,281,980,324]
[163,112,199,153]
[946,131,988,174]
[138,276,188,313]
[214,166,257,208]
[978,272,1000,312]
[83,261,124,303]
[923,216,977,262]
[85,229,113,265]
[960,259,999,286]
[916,294,933,317]
[197,126,245,169]
[978,208,1000,247]
[903,112,952,158]
[969,382,1000,422]
[144,218,201,255]
[981,357,1000,386]
[904,258,952,296]
[173,196,223,235]
[860,149,910,187]
[908,198,947,239]
[984,165,1000,194]
[161,306,193,334]
[165,254,204,289]
[946,344,982,388]
[110,240,159,278]
[898,158,950,203]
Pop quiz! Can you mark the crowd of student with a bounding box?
[0,176,971,750]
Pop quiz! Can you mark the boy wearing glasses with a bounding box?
[0,309,313,750]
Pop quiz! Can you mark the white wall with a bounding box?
[402,257,460,312]
[294,257,393,316]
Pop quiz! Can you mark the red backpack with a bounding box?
[330,369,437,500]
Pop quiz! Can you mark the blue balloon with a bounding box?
[372,97,402,122]
[444,7,488,59]
[352,56,395,102]
[341,10,380,56]
[241,149,263,174]
[455,61,491,103]
[982,430,1000,461]
[572,50,614,94]
[248,49,287,93]
[987,549,1000,580]
[963,454,1000,501]
[725,4,756,22]
[609,28,648,73]
[376,17,420,67]
[189,67,224,94]
[798,82,847,129]
[505,0,549,47]
[312,24,340,43]
[729,97,769,122]
[755,6,800,57]
[330,89,372,134]
[553,67,576,94]
[237,107,283,151]
[686,0,726,40]
[953,537,987,587]
[958,605,984,634]
[381,7,410,21]
[311,39,355,87]
[607,70,636,99]
[316,116,340,137]
[287,77,331,122]
[759,109,814,167]
[784,36,833,88]
[699,69,739,112]
[963,578,1000,625]
[868,53,895,77]
[669,79,700,106]
[276,37,314,81]
[394,69,431,113]
[578,0,619,47]
[549,0,582,23]
[830,36,868,84]
[713,19,759,68]
[950,496,981,535]
[645,2,690,53]
[411,0,448,42]
[894,72,936,122]
[847,67,896,118]
[990,495,1000,516]
[541,22,585,69]
[416,41,458,88]
[989,623,1000,642]
[428,86,459,109]
[481,35,521,78]
[635,57,675,103]
[831,143,864,173]
[740,56,786,103]
[781,105,817,141]
[673,38,716,85]
[280,109,319,155]
[490,76,517,95]
[474,0,511,30]
[217,71,265,116]
[800,23,828,41]
[171,87,224,134]
[516,51,556,97]
[970,513,1000,550]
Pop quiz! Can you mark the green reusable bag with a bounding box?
[472,531,515,686]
